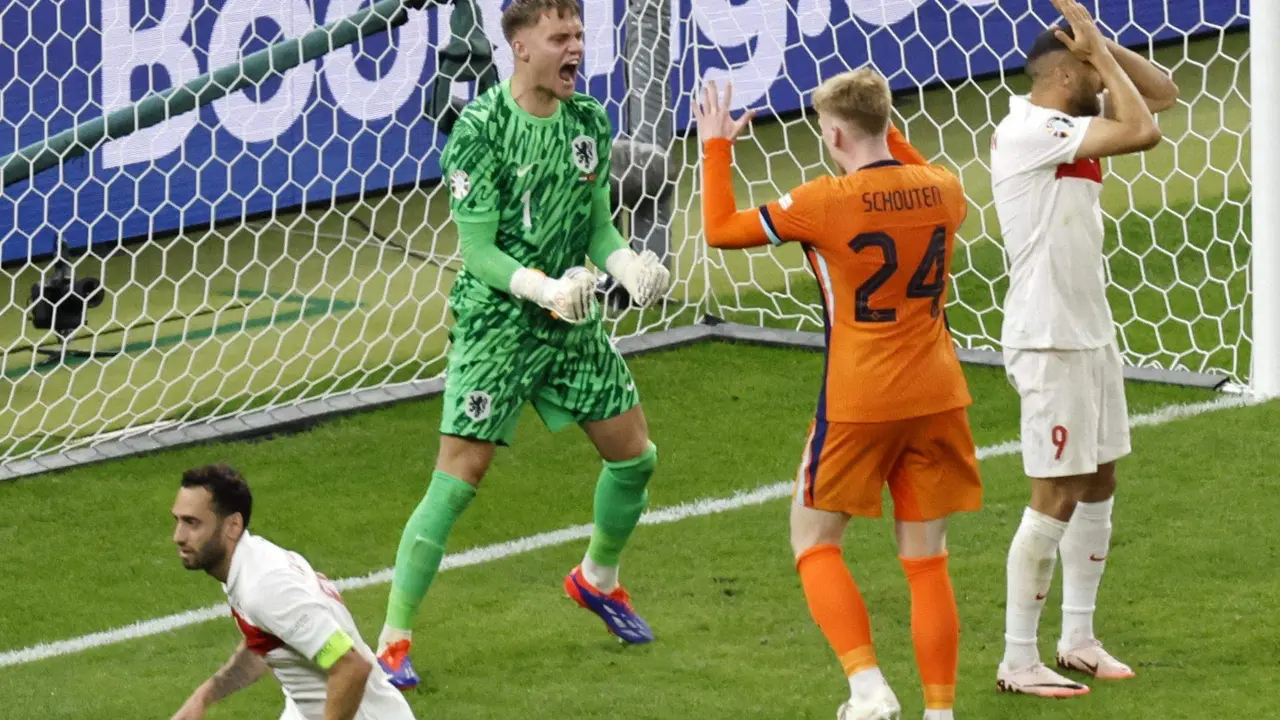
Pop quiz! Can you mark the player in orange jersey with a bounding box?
[695,72,981,720]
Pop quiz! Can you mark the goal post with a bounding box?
[1250,0,1280,398]
[0,0,1259,480]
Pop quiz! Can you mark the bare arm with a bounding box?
[1051,0,1161,159]
[323,650,372,720]
[1103,38,1179,115]
[201,642,268,704]
[170,642,267,719]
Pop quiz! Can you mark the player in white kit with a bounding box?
[989,0,1179,698]
[169,464,416,720]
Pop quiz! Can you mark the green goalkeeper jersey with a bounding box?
[440,78,615,338]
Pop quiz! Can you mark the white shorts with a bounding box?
[279,698,306,720]
[278,682,416,720]
[1004,344,1131,478]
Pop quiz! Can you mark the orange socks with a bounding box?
[797,545,959,713]
[901,553,959,711]
[796,544,877,677]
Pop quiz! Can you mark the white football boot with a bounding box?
[837,684,902,720]
[996,661,1090,698]
[1057,639,1136,680]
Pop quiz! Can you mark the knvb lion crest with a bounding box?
[571,134,597,180]
[464,390,491,422]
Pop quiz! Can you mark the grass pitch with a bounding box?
[0,344,1274,719]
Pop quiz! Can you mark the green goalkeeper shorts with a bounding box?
[439,315,641,446]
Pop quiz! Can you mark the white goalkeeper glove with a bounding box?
[605,249,671,308]
[509,266,598,324]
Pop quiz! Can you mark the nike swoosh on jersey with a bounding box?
[517,164,534,177]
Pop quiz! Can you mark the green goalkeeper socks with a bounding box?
[384,470,477,632]
[587,442,658,569]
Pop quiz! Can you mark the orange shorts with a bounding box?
[793,407,983,521]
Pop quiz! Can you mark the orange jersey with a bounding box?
[702,127,972,423]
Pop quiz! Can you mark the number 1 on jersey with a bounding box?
[522,189,533,230]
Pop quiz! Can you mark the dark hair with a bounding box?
[501,0,581,43]
[1026,26,1075,78]
[181,463,253,529]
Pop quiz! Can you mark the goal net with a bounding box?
[691,0,1250,386]
[0,0,1251,476]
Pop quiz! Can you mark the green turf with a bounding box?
[0,343,1266,719]
[0,32,1249,460]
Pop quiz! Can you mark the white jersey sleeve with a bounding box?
[992,109,1093,173]
[243,572,351,669]
[225,534,416,719]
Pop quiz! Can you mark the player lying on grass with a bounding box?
[375,0,671,690]
[697,71,981,720]
[989,0,1178,698]
[169,464,415,720]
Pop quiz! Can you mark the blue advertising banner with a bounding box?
[0,0,628,262]
[0,0,1250,263]
[679,0,1248,128]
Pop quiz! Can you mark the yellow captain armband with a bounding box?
[314,629,355,670]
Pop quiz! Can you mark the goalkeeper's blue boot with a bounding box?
[377,640,420,691]
[564,565,655,644]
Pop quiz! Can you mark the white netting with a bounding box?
[693,0,1251,385]
[0,0,1252,471]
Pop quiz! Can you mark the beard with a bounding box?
[181,536,227,573]
[1071,88,1102,117]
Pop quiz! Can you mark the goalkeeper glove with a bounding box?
[509,266,598,323]
[605,249,671,308]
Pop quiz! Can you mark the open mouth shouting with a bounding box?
[558,60,580,91]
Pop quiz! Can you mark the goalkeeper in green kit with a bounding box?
[375,0,670,689]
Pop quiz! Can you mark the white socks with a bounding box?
[1059,497,1114,652]
[924,710,955,720]
[582,554,619,594]
[848,667,889,698]
[1004,498,1118,669]
[1003,507,1069,670]
[377,625,412,655]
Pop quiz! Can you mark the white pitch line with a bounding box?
[0,393,1258,670]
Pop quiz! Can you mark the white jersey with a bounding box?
[223,532,415,720]
[991,94,1115,350]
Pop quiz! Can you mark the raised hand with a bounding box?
[693,79,756,146]
[1049,0,1107,61]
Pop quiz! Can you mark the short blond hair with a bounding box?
[502,0,582,42]
[811,68,892,137]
